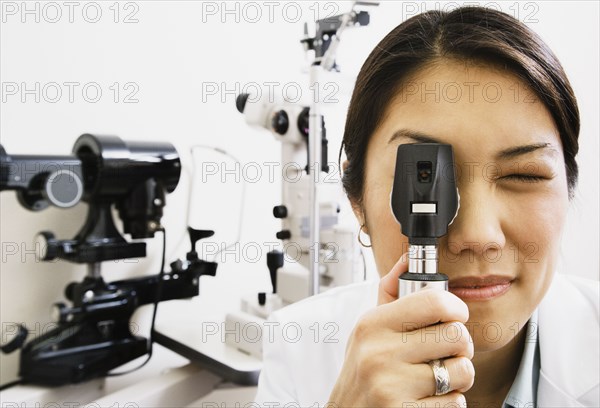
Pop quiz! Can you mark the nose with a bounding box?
[443,184,506,259]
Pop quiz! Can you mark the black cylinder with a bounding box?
[72,134,181,202]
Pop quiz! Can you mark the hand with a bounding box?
[327,254,475,407]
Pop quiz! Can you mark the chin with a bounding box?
[467,304,527,352]
[470,322,515,353]
[473,336,508,353]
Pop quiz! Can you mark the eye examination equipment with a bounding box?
[390,143,460,297]
[226,1,378,360]
[234,90,356,300]
[0,135,218,386]
[232,86,359,360]
[302,0,378,297]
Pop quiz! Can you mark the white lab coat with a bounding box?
[254,273,599,407]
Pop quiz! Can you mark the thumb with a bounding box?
[377,253,408,305]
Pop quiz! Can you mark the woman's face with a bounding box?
[357,60,570,350]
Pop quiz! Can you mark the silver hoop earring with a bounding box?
[357,224,372,248]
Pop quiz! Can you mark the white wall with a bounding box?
[1,1,598,384]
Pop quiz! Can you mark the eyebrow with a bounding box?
[495,143,555,160]
[388,128,557,160]
[388,129,442,145]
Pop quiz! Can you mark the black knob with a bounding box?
[267,250,284,293]
[258,292,267,306]
[297,107,310,138]
[43,169,83,208]
[51,302,69,323]
[187,251,199,262]
[276,230,291,240]
[65,282,77,301]
[188,227,214,252]
[271,110,290,135]
[35,231,58,261]
[1,323,28,354]
[236,93,249,113]
[273,205,288,219]
[170,259,184,272]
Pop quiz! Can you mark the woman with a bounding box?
[254,6,599,407]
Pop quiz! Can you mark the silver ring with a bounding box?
[428,359,451,396]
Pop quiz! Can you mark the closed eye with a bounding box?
[501,174,546,183]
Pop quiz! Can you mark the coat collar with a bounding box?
[537,273,599,407]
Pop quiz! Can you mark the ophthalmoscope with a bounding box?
[391,143,460,297]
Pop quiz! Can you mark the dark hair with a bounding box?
[340,6,580,208]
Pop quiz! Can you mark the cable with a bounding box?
[189,145,246,262]
[0,379,23,391]
[105,144,243,377]
[168,162,193,261]
[106,228,167,377]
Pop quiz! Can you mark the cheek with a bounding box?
[501,184,568,261]
[498,183,569,319]
[363,178,409,276]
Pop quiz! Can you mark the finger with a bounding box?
[398,321,474,363]
[373,289,469,333]
[377,253,408,305]
[417,391,467,408]
[411,357,475,398]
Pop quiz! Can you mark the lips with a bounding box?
[449,275,514,301]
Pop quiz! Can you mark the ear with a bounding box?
[343,158,368,234]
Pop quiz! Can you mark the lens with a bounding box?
[417,161,432,183]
